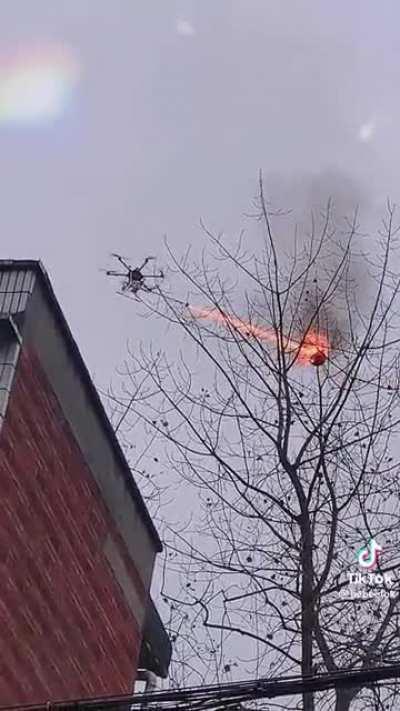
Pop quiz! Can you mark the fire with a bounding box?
[188,306,329,366]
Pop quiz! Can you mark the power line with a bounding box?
[2,663,400,711]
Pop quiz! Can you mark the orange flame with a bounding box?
[188,306,329,366]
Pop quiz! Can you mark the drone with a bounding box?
[104,253,164,298]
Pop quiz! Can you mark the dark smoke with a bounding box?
[256,168,373,348]
[264,167,371,230]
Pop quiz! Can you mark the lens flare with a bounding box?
[188,306,329,367]
[0,43,80,125]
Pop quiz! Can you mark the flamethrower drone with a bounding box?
[104,253,164,298]
[104,257,328,366]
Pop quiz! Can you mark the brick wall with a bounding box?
[0,346,147,705]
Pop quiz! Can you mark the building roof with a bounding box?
[0,259,162,552]
[139,597,172,678]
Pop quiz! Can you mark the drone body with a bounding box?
[105,254,164,298]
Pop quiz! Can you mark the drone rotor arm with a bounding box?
[139,256,156,270]
[111,253,131,270]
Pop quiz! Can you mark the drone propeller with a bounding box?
[104,270,127,277]
[110,252,131,260]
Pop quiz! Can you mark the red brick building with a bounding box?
[0,260,170,706]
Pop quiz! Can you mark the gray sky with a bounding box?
[0,0,399,392]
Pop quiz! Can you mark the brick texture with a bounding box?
[0,346,147,705]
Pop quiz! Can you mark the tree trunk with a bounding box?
[301,521,315,711]
[334,688,356,710]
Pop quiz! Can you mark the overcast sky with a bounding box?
[0,0,399,394]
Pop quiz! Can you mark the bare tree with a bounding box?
[108,176,400,710]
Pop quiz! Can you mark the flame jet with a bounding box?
[188,306,329,367]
